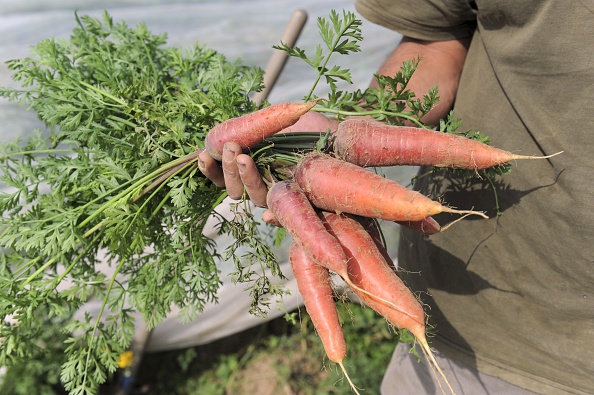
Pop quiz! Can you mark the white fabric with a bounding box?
[381,343,541,395]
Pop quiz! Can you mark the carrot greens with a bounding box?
[0,11,277,394]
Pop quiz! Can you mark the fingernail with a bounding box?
[237,161,246,175]
[224,144,236,155]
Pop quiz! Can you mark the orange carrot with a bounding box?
[266,180,352,280]
[293,152,487,222]
[321,211,456,395]
[205,99,320,160]
[352,216,395,269]
[289,242,359,394]
[266,180,408,316]
[290,242,346,362]
[333,118,562,170]
[320,212,424,331]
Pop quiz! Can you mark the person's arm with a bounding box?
[373,37,471,126]
[198,36,471,206]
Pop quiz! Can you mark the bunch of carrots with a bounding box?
[203,100,560,394]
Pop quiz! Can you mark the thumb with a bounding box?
[262,209,282,227]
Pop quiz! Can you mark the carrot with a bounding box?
[293,152,487,222]
[266,180,410,315]
[333,118,562,170]
[289,242,359,394]
[320,212,424,332]
[321,211,456,395]
[205,99,321,160]
[266,180,353,279]
[352,216,395,269]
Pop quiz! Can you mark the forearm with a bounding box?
[373,37,471,126]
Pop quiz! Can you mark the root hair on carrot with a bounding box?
[416,337,456,395]
[439,206,488,218]
[343,279,424,323]
[508,150,563,161]
[338,361,362,395]
[438,213,473,232]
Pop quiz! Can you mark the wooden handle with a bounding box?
[253,9,308,105]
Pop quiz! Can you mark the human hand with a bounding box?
[198,143,269,206]
[198,111,339,208]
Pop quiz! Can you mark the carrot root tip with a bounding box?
[338,361,361,395]
[438,213,473,232]
[515,150,564,160]
[441,207,489,219]
[417,339,457,395]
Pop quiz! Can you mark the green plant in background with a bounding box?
[128,302,411,395]
[0,306,69,395]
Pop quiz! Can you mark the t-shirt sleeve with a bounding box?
[355,0,477,41]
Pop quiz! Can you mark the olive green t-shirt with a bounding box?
[355,1,594,394]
